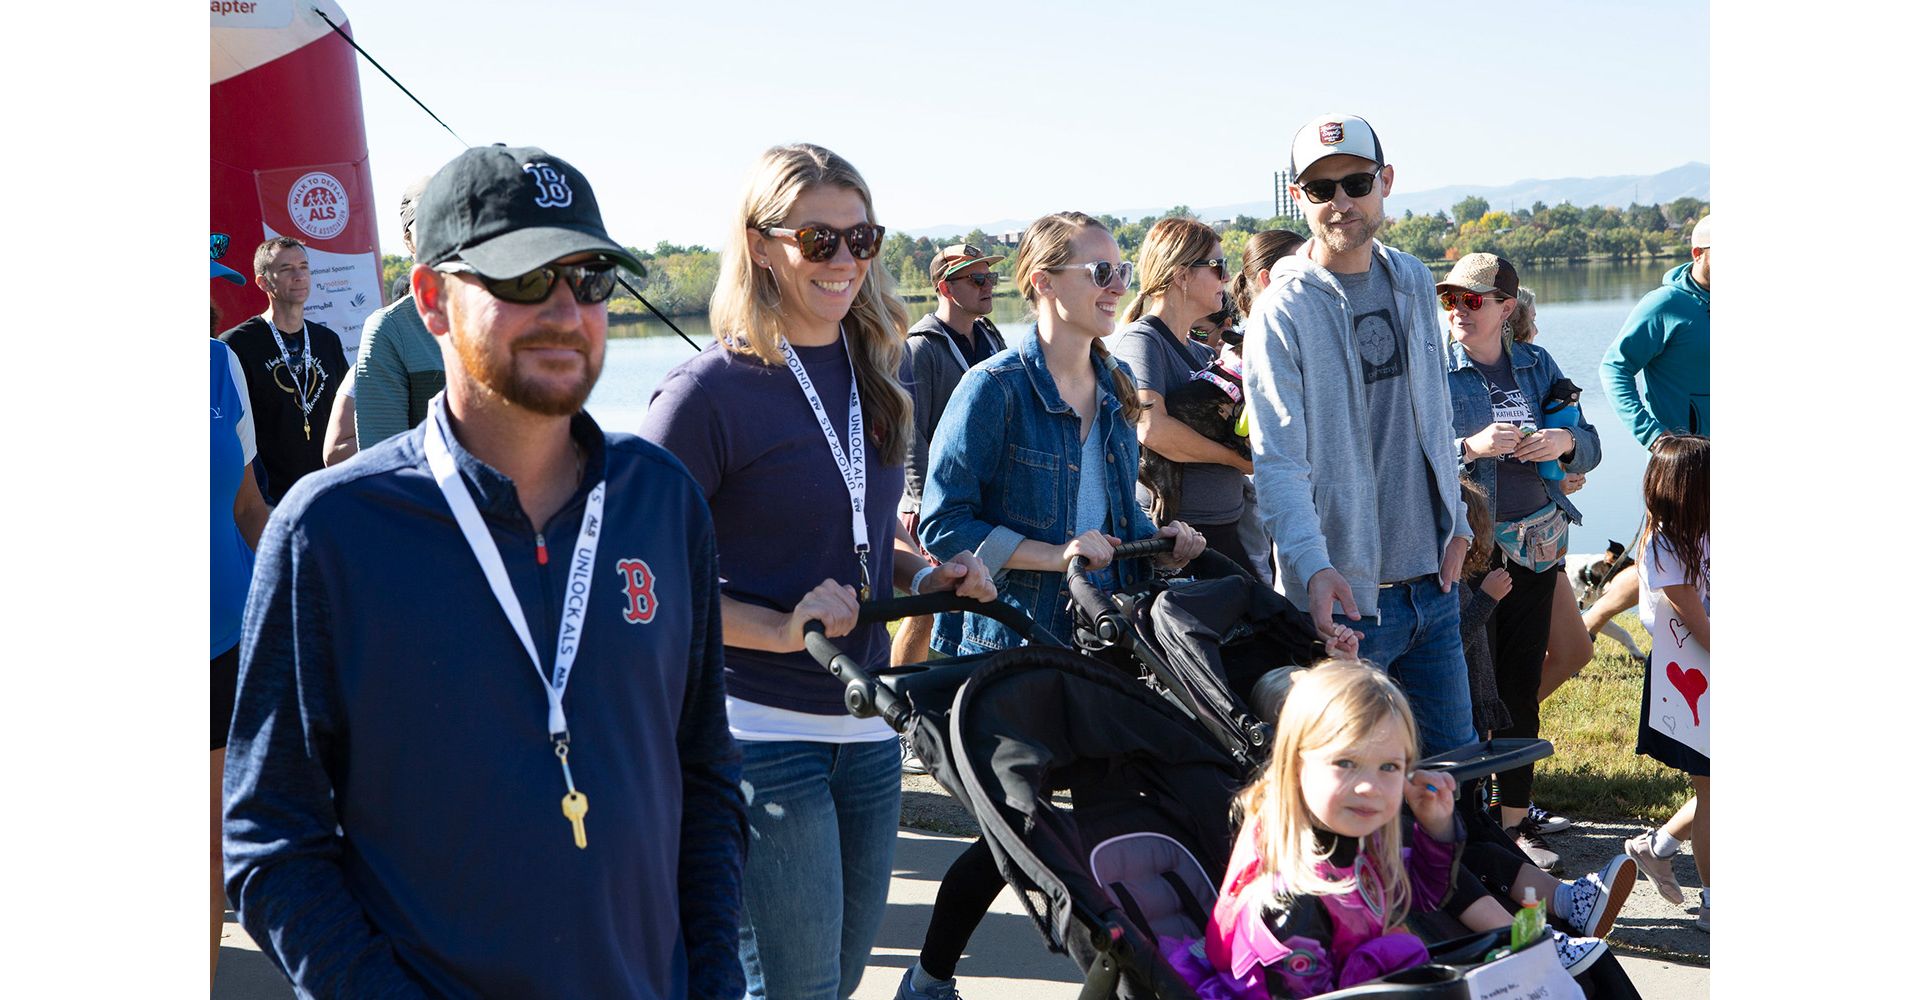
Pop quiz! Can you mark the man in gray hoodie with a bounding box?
[1242,113,1476,754]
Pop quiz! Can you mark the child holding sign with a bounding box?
[1627,434,1711,932]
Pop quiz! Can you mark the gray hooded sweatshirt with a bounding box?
[1242,239,1469,617]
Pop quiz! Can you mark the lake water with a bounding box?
[588,259,1679,556]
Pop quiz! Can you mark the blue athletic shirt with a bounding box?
[222,402,747,999]
[211,340,256,658]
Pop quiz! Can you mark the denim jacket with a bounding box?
[920,330,1158,652]
[1445,339,1601,525]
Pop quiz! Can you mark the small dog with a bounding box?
[1140,355,1248,524]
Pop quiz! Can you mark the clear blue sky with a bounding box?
[337,0,1707,255]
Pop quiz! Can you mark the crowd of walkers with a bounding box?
[209,110,1708,998]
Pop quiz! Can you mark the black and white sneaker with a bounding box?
[1548,929,1607,976]
[1526,801,1573,834]
[900,733,928,776]
[1564,854,1636,937]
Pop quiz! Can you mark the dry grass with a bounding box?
[1534,616,1694,824]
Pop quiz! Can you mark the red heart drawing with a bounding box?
[1666,661,1708,726]
[1668,618,1691,649]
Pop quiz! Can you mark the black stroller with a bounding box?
[805,542,1637,998]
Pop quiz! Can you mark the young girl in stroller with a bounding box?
[1167,661,1607,998]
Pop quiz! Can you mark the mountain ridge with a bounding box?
[900,162,1709,240]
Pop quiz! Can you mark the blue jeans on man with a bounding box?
[1355,575,1478,755]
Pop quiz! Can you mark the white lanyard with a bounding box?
[778,328,871,598]
[422,405,606,742]
[267,322,320,421]
[938,324,969,371]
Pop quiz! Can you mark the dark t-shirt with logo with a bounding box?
[1334,260,1442,582]
[1468,353,1551,522]
[220,317,348,505]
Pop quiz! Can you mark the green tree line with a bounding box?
[379,196,1707,316]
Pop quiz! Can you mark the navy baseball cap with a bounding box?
[413,144,644,278]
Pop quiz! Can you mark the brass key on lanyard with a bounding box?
[556,739,588,850]
[561,791,589,849]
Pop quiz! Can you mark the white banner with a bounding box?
[263,222,383,359]
[1646,594,1710,759]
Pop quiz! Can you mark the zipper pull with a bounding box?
[536,531,548,566]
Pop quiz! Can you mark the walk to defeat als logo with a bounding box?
[617,559,658,625]
[287,171,350,240]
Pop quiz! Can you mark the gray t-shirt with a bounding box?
[1467,353,1552,522]
[1334,261,1442,582]
[1109,316,1244,525]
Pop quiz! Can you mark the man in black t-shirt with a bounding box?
[895,244,1008,671]
[219,237,348,504]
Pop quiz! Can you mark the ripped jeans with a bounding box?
[737,738,902,1000]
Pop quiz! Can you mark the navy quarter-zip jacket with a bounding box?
[223,401,746,999]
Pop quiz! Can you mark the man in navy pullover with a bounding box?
[223,145,746,998]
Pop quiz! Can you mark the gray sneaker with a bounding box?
[895,965,962,1000]
[1624,829,1684,905]
[1564,854,1636,937]
[1506,818,1560,871]
[1549,929,1607,977]
[1694,901,1710,933]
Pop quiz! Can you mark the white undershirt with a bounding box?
[725,695,894,743]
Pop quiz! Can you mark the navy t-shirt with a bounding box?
[641,341,908,715]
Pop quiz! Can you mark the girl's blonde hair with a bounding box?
[1122,216,1221,324]
[1234,660,1420,927]
[1013,211,1144,423]
[710,143,913,465]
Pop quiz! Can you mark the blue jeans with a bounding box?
[1356,576,1477,756]
[738,738,901,1000]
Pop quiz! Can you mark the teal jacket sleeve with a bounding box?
[1599,296,1671,450]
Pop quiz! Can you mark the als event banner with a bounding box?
[212,0,384,356]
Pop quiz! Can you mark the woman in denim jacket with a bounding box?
[1439,253,1600,861]
[895,212,1204,1000]
[919,211,1204,655]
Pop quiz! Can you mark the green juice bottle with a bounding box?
[1511,887,1545,950]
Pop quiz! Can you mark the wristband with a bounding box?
[909,564,938,596]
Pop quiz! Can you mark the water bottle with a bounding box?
[1534,379,1583,482]
[1511,887,1545,950]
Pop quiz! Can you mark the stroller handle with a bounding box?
[855,593,1038,640]
[1064,537,1174,642]
[802,620,911,729]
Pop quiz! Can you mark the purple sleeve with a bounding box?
[1404,815,1466,912]
[638,365,725,499]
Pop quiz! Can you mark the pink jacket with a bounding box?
[1164,818,1460,999]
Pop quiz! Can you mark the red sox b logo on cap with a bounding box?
[1319,122,1345,145]
[524,162,574,209]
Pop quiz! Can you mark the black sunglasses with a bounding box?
[210,233,231,260]
[434,259,620,305]
[1186,257,1229,281]
[947,272,999,289]
[761,222,886,263]
[1297,167,1383,205]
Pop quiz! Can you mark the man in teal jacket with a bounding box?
[1601,214,1710,448]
